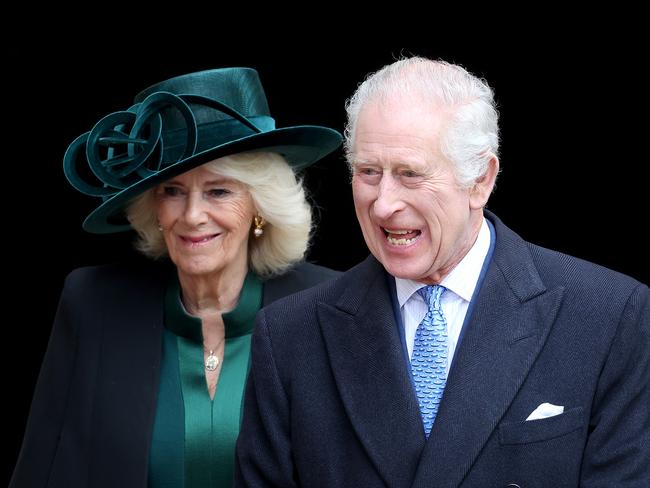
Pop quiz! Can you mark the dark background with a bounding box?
[5,46,647,483]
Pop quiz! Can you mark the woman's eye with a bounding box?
[402,170,418,178]
[208,188,230,197]
[163,186,181,196]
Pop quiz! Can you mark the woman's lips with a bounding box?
[180,233,219,245]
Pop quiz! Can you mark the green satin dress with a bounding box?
[148,270,262,487]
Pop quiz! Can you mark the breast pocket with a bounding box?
[498,406,584,445]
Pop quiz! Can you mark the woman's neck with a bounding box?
[178,262,249,319]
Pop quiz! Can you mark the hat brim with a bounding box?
[82,125,342,233]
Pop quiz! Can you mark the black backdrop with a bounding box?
[6,46,647,483]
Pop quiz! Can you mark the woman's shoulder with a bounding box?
[288,262,341,281]
[64,260,172,295]
[262,262,341,305]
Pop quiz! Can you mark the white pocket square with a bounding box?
[526,402,564,421]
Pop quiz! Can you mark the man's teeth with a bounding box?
[384,229,419,245]
[387,236,417,245]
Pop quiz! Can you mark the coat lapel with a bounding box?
[318,257,425,488]
[411,214,565,488]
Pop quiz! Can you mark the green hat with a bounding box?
[64,67,342,233]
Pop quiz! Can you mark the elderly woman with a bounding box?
[11,68,341,488]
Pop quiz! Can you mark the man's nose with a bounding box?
[373,175,405,221]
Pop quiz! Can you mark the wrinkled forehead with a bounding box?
[352,97,449,162]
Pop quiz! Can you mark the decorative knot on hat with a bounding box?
[63,92,270,198]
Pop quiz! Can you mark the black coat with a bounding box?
[235,212,650,487]
[11,261,339,488]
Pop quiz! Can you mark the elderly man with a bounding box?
[235,57,649,487]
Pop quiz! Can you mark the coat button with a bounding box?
[506,484,521,488]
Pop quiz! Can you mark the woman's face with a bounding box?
[155,165,255,279]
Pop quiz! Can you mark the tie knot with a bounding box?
[418,284,445,310]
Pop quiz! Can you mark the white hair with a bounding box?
[126,152,312,278]
[344,56,500,188]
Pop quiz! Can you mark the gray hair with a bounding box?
[126,152,312,278]
[344,57,500,188]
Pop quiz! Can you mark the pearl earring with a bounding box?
[253,216,265,237]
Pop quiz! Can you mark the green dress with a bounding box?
[148,271,262,487]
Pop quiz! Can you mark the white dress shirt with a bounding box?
[395,218,491,369]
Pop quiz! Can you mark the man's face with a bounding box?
[351,96,484,284]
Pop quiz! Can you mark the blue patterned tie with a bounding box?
[411,285,448,437]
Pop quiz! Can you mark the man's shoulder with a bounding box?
[488,210,645,299]
[527,242,646,299]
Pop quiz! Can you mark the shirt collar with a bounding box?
[395,217,491,306]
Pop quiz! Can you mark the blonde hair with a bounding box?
[126,152,312,277]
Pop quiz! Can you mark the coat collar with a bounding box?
[318,256,426,488]
[412,212,564,487]
[318,211,565,488]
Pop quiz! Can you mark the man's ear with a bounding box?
[470,155,499,209]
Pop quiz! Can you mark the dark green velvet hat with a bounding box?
[64,67,342,233]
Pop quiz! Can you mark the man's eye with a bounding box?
[402,170,418,178]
